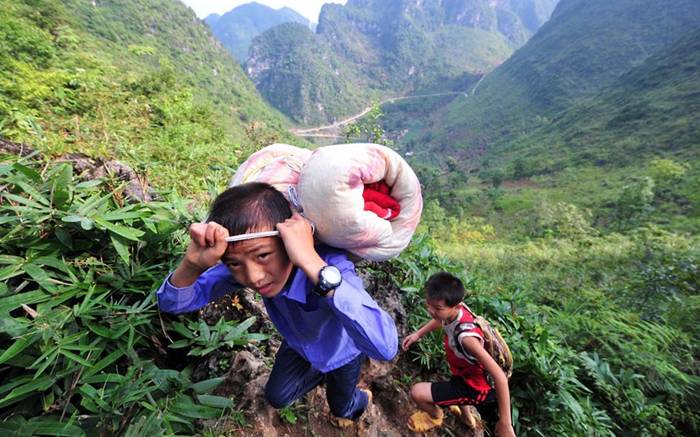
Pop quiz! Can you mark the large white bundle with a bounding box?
[298,143,422,261]
[230,143,422,261]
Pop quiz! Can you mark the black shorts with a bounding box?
[430,376,495,407]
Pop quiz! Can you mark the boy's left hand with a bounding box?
[277,213,326,283]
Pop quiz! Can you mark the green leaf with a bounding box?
[55,228,73,248]
[49,164,72,209]
[111,234,130,264]
[26,417,85,437]
[189,377,224,394]
[12,163,41,181]
[196,394,233,409]
[79,217,93,230]
[0,290,50,313]
[0,376,54,408]
[3,192,50,210]
[171,394,223,419]
[23,263,58,292]
[124,411,164,437]
[95,217,145,241]
[223,316,257,342]
[74,179,102,189]
[0,333,39,365]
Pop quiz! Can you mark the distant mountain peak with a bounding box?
[205,2,309,63]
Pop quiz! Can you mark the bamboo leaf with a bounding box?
[196,394,232,409]
[0,376,54,408]
[223,316,257,342]
[189,377,224,394]
[3,193,50,210]
[0,290,50,313]
[27,416,85,437]
[111,234,130,264]
[0,333,39,365]
[95,217,144,241]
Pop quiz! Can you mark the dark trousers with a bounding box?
[264,341,368,419]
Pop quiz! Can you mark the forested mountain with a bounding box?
[382,0,700,238]
[205,2,310,62]
[496,29,700,175]
[0,0,296,194]
[245,0,558,125]
[425,0,700,151]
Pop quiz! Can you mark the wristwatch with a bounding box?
[314,265,342,296]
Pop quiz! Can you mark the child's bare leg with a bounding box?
[410,383,442,418]
[408,383,444,432]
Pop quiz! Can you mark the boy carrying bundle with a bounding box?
[402,272,515,436]
[156,182,398,426]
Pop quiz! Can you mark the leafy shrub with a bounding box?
[0,157,260,435]
[531,201,596,239]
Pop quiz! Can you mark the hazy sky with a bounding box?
[180,0,347,22]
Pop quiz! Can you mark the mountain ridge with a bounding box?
[205,2,310,63]
[244,0,558,125]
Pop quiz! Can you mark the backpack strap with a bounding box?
[452,308,483,364]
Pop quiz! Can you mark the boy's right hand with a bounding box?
[401,332,421,351]
[184,222,230,271]
[171,222,229,287]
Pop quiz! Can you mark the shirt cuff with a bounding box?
[156,272,199,312]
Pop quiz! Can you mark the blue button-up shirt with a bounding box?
[156,246,398,372]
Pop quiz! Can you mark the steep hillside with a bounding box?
[498,29,700,174]
[205,2,310,62]
[246,0,558,125]
[246,23,374,126]
[427,0,700,150]
[0,0,297,194]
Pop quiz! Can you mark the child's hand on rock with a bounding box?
[402,332,421,351]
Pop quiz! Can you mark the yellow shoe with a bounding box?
[448,405,481,430]
[329,388,373,428]
[407,410,444,432]
[329,416,354,428]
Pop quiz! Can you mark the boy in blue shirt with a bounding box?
[156,182,398,425]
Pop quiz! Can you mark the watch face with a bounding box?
[322,266,342,287]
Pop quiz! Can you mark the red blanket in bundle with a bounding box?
[363,181,401,220]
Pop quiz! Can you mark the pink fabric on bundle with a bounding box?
[228,143,310,202]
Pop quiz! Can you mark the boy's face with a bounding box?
[222,234,293,298]
[425,298,461,322]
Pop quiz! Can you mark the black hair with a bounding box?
[424,272,465,307]
[207,182,292,236]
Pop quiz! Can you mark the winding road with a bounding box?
[290,90,473,138]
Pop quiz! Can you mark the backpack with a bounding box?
[454,308,513,382]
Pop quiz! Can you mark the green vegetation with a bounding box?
[0,156,266,435]
[247,22,373,126]
[205,3,310,63]
[247,0,533,125]
[0,0,300,196]
[397,224,699,436]
[430,0,700,149]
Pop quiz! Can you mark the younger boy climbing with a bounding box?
[402,272,515,436]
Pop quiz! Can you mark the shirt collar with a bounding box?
[277,267,308,304]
